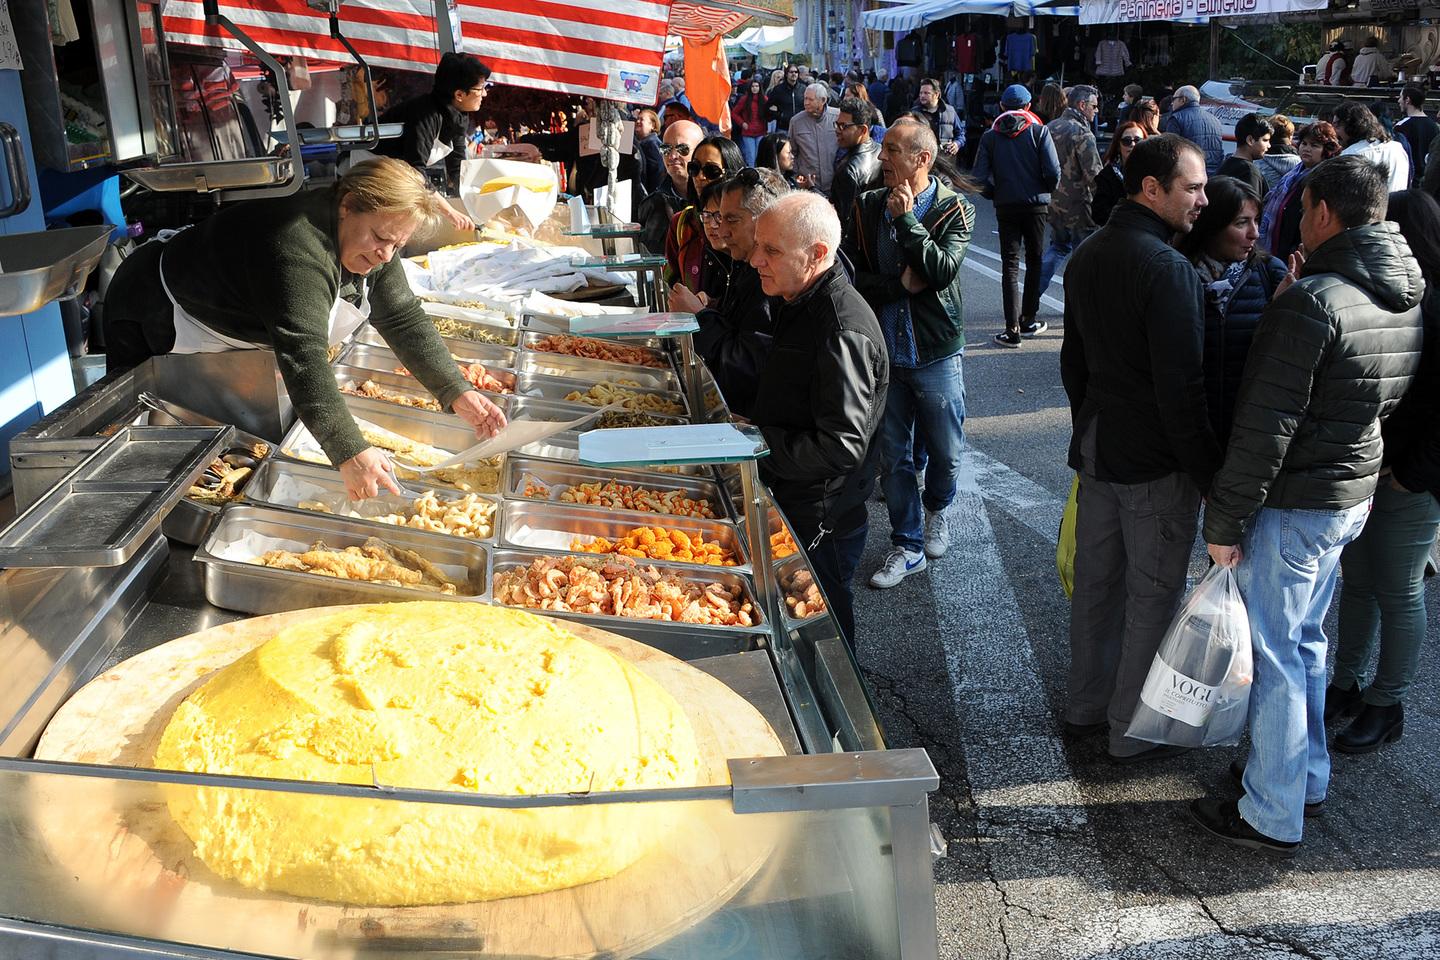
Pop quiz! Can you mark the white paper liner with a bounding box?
[207,524,475,592]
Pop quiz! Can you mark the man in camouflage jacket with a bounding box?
[1036,85,1104,298]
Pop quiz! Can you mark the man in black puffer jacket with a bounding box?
[750,191,889,644]
[1193,156,1424,857]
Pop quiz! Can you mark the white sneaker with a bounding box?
[869,548,927,588]
[924,509,951,558]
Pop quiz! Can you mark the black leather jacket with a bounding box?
[1203,222,1425,545]
[752,263,889,527]
[832,140,882,245]
[376,94,466,192]
[695,260,773,418]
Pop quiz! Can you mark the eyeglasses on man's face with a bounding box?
[834,121,863,132]
[699,210,723,225]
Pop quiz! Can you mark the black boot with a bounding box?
[1334,702,1404,754]
[1323,683,1365,726]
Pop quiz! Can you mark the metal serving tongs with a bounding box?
[400,400,629,474]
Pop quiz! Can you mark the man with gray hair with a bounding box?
[846,117,973,587]
[749,192,889,642]
[789,82,841,192]
[670,167,789,416]
[1163,84,1225,174]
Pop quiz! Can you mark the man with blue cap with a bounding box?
[973,84,1061,348]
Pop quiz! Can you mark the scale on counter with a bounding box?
[579,423,777,626]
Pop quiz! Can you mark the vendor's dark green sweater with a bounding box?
[162,186,471,465]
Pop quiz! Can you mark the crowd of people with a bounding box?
[618,66,1440,862]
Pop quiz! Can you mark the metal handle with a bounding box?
[327,10,381,150]
[0,122,32,218]
[203,0,302,202]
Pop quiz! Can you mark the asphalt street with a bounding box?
[850,199,1440,959]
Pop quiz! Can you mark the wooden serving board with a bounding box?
[33,605,787,959]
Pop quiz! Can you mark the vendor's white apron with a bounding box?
[156,235,372,354]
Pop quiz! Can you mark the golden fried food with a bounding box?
[493,555,756,626]
[562,381,684,415]
[781,567,827,620]
[530,334,670,369]
[342,379,442,411]
[543,480,716,518]
[573,525,737,566]
[359,427,501,494]
[256,537,470,595]
[430,316,510,345]
[770,527,799,559]
[187,443,269,505]
[374,491,496,539]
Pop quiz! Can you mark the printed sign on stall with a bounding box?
[1079,0,1325,23]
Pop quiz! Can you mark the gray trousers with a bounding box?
[1067,470,1200,757]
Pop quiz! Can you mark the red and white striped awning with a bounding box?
[456,0,672,105]
[163,0,441,73]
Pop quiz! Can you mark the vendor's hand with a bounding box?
[443,202,475,232]
[1207,543,1242,568]
[900,266,928,294]
[887,181,915,218]
[669,282,704,314]
[452,389,508,439]
[339,447,402,500]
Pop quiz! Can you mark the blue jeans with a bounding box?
[1236,501,1371,843]
[1037,224,1089,298]
[740,135,761,167]
[878,354,966,553]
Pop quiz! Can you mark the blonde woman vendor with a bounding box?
[104,156,507,500]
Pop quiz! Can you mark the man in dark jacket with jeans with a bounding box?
[845,119,974,588]
[1163,85,1225,174]
[750,191,889,642]
[973,84,1061,346]
[1061,134,1221,763]
[1193,156,1424,856]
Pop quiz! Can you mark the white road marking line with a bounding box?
[965,447,1066,545]
[968,244,1066,292]
[962,254,1067,312]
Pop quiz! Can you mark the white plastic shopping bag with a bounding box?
[1125,565,1254,747]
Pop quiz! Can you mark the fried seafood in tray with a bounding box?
[283,422,501,494]
[257,537,471,595]
[528,334,671,369]
[562,381,684,415]
[780,566,827,621]
[187,443,270,505]
[493,555,757,626]
[301,490,496,540]
[520,477,717,519]
[340,379,442,411]
[394,361,514,395]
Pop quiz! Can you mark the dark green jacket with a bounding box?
[1203,222,1425,545]
[845,179,973,364]
[162,186,471,465]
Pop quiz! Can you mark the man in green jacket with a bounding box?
[844,118,974,587]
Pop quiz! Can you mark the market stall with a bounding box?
[0,206,942,958]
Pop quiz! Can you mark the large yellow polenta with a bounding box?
[152,603,701,906]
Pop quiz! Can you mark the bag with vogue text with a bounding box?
[1125,565,1253,748]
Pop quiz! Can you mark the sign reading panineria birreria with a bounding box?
[1079,0,1326,24]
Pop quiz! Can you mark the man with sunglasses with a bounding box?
[374,52,491,231]
[670,167,789,416]
[767,65,806,130]
[636,119,704,255]
[831,98,883,244]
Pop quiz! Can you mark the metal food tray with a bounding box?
[419,299,516,327]
[196,504,489,614]
[500,500,748,571]
[338,340,519,381]
[502,458,732,522]
[0,225,112,317]
[0,426,230,567]
[516,343,680,392]
[512,370,689,417]
[775,553,828,626]
[490,546,767,636]
[278,401,503,494]
[520,329,670,365]
[243,458,501,544]
[414,307,521,346]
[358,324,523,363]
[163,441,274,547]
[333,369,517,420]
[124,157,293,193]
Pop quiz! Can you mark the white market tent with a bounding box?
[732,25,795,57]
[861,0,1080,31]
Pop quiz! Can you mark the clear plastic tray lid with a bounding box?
[578,423,768,467]
[568,312,699,339]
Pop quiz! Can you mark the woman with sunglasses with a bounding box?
[664,136,744,292]
[695,179,733,304]
[1091,121,1145,227]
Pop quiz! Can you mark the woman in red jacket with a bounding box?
[733,79,768,167]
